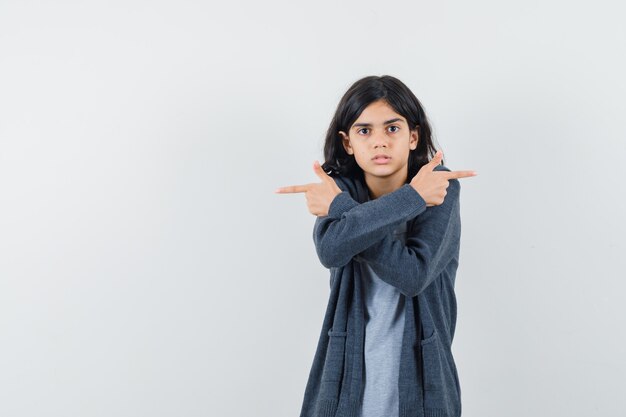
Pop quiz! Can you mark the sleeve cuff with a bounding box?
[328,191,360,218]
[401,183,427,209]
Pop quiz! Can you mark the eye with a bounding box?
[357,128,369,135]
[388,125,400,133]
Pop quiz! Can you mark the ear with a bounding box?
[338,131,353,155]
[409,127,419,151]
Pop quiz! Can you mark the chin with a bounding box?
[366,167,397,177]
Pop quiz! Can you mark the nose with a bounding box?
[373,133,388,148]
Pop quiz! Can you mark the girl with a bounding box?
[276,75,476,417]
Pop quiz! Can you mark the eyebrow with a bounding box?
[352,118,405,128]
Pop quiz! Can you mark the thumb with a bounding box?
[426,149,443,170]
[313,160,332,183]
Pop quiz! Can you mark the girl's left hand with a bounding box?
[274,161,342,216]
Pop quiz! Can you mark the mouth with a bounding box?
[372,155,391,164]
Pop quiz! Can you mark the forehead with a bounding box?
[351,100,406,127]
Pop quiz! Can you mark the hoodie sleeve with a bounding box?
[313,182,428,269]
[353,178,461,297]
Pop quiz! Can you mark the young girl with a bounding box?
[276,75,476,417]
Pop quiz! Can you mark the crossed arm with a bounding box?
[313,179,461,297]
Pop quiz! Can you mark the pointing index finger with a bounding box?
[444,170,478,180]
[275,184,312,194]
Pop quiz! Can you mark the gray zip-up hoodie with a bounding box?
[299,164,462,417]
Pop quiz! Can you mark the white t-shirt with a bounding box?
[358,220,407,417]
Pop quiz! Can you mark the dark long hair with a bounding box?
[321,75,442,183]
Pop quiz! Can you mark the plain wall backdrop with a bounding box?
[1,0,625,416]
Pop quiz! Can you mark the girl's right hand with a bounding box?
[274,160,343,217]
[410,150,477,207]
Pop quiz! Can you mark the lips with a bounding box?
[372,154,391,165]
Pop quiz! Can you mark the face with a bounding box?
[339,99,418,182]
